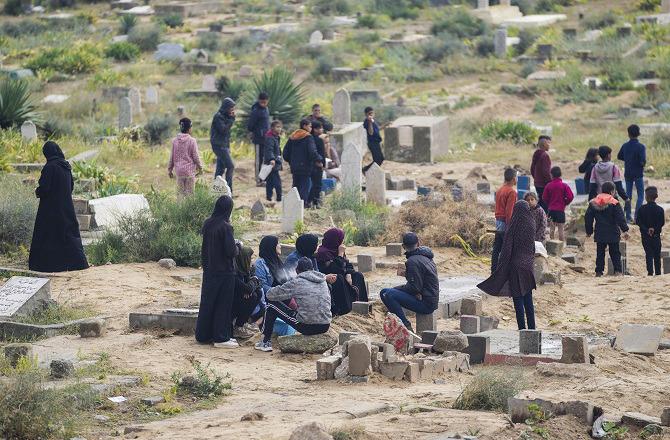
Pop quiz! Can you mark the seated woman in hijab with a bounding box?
[285,233,319,275]
[477,200,537,330]
[315,228,369,316]
[29,141,88,272]
[232,246,262,340]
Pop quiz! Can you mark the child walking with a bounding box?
[524,192,547,243]
[542,166,574,242]
[636,186,665,276]
[168,118,203,196]
[585,182,630,277]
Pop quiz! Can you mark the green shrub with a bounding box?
[118,14,137,34]
[583,11,618,29]
[515,28,541,55]
[452,368,524,411]
[144,114,173,145]
[375,0,425,20]
[41,116,72,138]
[310,0,353,15]
[128,24,162,51]
[0,80,40,129]
[0,19,47,37]
[3,0,26,16]
[161,13,184,28]
[356,14,380,29]
[431,9,487,38]
[421,33,466,62]
[105,41,140,61]
[172,357,231,399]
[198,32,222,52]
[475,36,495,57]
[651,130,670,149]
[328,189,388,246]
[25,43,102,75]
[71,161,136,197]
[0,175,37,253]
[239,66,306,127]
[215,76,246,101]
[638,0,661,10]
[479,120,540,145]
[602,63,633,90]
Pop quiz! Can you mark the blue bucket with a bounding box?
[517,175,531,191]
[321,178,337,194]
[575,177,586,195]
[518,189,528,200]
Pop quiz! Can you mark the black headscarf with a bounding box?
[43,141,71,170]
[259,235,283,281]
[210,195,233,221]
[235,246,254,275]
[295,233,318,258]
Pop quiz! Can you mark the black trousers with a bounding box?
[214,148,234,193]
[491,232,504,273]
[292,174,311,206]
[307,168,323,207]
[232,285,260,328]
[195,272,235,343]
[363,142,384,172]
[595,242,621,275]
[535,186,547,213]
[261,301,329,343]
[642,234,662,275]
[265,169,282,201]
[512,292,536,330]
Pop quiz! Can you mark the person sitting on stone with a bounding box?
[255,257,332,352]
[232,246,262,340]
[379,232,439,334]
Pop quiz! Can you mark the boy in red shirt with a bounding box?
[542,166,574,242]
[491,168,517,273]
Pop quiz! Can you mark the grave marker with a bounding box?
[341,143,362,196]
[21,121,37,142]
[281,187,304,233]
[664,0,670,13]
[118,97,132,129]
[365,163,386,205]
[0,277,51,319]
[309,30,323,45]
[494,28,507,58]
[332,88,351,126]
[477,0,489,8]
[615,324,663,355]
[202,75,216,91]
[128,87,142,115]
[145,86,159,105]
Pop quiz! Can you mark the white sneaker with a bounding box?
[214,340,239,349]
[254,341,272,352]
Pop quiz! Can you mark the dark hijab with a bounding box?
[296,233,319,258]
[43,141,71,170]
[210,195,233,221]
[259,235,283,280]
[478,200,536,298]
[235,246,254,275]
[315,228,345,263]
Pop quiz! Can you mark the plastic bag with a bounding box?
[383,312,410,353]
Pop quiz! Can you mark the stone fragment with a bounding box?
[334,356,349,379]
[250,200,266,220]
[433,330,469,353]
[356,254,375,273]
[418,359,434,380]
[351,301,372,315]
[346,336,371,376]
[621,412,662,428]
[545,240,564,257]
[370,345,379,372]
[141,396,165,406]
[661,407,670,426]
[560,335,589,364]
[381,343,397,363]
[561,254,576,264]
[4,343,33,367]
[479,316,499,331]
[445,299,462,317]
[379,361,409,380]
[460,297,482,316]
[277,333,337,354]
[289,422,333,440]
[316,355,342,380]
[477,181,491,193]
[460,315,480,335]
[463,335,489,364]
[338,331,360,345]
[386,243,403,256]
[404,361,420,382]
[519,329,542,355]
[79,318,107,338]
[50,359,74,378]
[416,312,437,334]
[421,330,439,345]
[241,412,264,421]
[158,258,176,269]
[614,324,664,355]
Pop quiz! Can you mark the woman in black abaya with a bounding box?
[28,141,88,272]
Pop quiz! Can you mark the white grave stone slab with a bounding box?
[477,0,489,8]
[128,87,141,115]
[21,121,37,142]
[309,30,323,45]
[118,97,132,129]
[145,86,159,105]
[333,88,351,126]
[281,187,304,233]
[154,43,185,61]
[341,142,362,196]
[202,75,216,91]
[615,324,664,355]
[88,194,149,230]
[211,175,232,197]
[0,277,51,319]
[365,163,386,206]
[42,94,69,104]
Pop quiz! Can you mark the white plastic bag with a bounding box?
[258,164,274,181]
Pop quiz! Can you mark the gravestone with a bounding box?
[494,28,507,58]
[118,97,132,129]
[309,30,323,45]
[615,324,663,355]
[383,116,449,163]
[145,86,159,105]
[154,42,185,61]
[0,277,51,319]
[477,0,489,8]
[211,175,231,197]
[250,200,266,220]
[128,87,141,115]
[341,143,362,196]
[21,121,37,142]
[332,88,351,126]
[664,0,670,13]
[202,75,216,91]
[365,163,386,205]
[282,187,304,233]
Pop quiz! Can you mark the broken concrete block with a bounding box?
[519,329,542,355]
[4,343,33,367]
[371,345,379,373]
[418,359,434,380]
[614,324,664,355]
[560,335,589,364]
[661,407,670,426]
[566,236,584,247]
[433,330,469,353]
[621,412,662,427]
[421,330,439,345]
[356,254,375,272]
[379,361,409,380]
[50,359,74,378]
[404,361,420,382]
[141,396,165,406]
[338,331,360,345]
[416,312,437,334]
[351,301,372,315]
[561,254,576,264]
[542,272,561,285]
[79,318,106,338]
[316,355,342,380]
[442,352,471,372]
[460,297,482,316]
[346,336,371,376]
[445,299,462,317]
[158,258,176,269]
[545,240,565,257]
[463,335,489,364]
[508,394,558,423]
[385,243,403,256]
[479,316,499,331]
[476,181,491,194]
[334,356,349,379]
[381,343,398,363]
[460,315,480,334]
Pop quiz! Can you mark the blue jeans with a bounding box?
[380,287,433,327]
[512,292,536,330]
[292,174,311,206]
[625,177,644,221]
[214,148,234,192]
[265,169,282,201]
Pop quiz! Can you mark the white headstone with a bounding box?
[341,142,362,196]
[202,75,216,91]
[663,0,670,13]
[128,87,142,115]
[0,276,51,319]
[145,86,159,105]
[20,121,37,142]
[88,193,149,230]
[500,0,511,6]
[365,163,386,206]
[494,28,507,58]
[211,175,231,197]
[477,0,489,8]
[281,187,304,233]
[333,88,351,126]
[309,30,323,45]
[118,97,132,129]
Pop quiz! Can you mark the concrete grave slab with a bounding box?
[0,277,50,319]
[383,115,449,163]
[615,324,664,355]
[88,194,149,230]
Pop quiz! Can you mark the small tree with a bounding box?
[0,80,40,129]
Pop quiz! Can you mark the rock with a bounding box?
[94,414,110,422]
[158,258,176,269]
[123,426,147,435]
[621,412,662,427]
[615,324,664,355]
[338,331,360,345]
[433,330,469,354]
[241,412,264,421]
[79,318,107,338]
[379,361,409,380]
[50,359,75,378]
[140,396,164,406]
[316,355,342,380]
[334,356,349,379]
[660,407,670,426]
[545,240,564,257]
[250,200,266,221]
[560,335,589,364]
[3,343,33,367]
[277,333,337,354]
[289,422,333,440]
[346,336,371,376]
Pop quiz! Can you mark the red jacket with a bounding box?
[495,183,517,223]
[530,149,552,188]
[542,178,574,212]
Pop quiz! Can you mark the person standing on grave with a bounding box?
[379,233,439,334]
[617,124,647,223]
[578,148,599,191]
[282,118,321,204]
[195,195,239,348]
[263,120,283,202]
[362,106,384,174]
[588,145,628,201]
[636,186,665,276]
[305,103,333,133]
[585,182,630,277]
[478,200,537,330]
[491,168,517,273]
[307,120,327,208]
[247,92,271,185]
[169,118,203,197]
[232,246,262,340]
[542,166,574,243]
[523,192,547,243]
[530,135,552,212]
[29,141,89,272]
[210,97,236,193]
[255,257,332,352]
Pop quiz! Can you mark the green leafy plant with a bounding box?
[452,368,524,411]
[239,67,307,127]
[160,13,184,28]
[602,421,628,440]
[198,32,221,51]
[215,75,247,101]
[105,41,140,62]
[3,0,27,16]
[119,14,138,34]
[0,80,40,129]
[25,43,103,75]
[479,120,539,145]
[310,0,353,15]
[327,189,388,246]
[638,0,661,10]
[128,24,162,51]
[431,9,488,38]
[0,175,38,253]
[143,114,173,145]
[171,356,231,399]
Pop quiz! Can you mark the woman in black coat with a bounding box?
[28,141,88,272]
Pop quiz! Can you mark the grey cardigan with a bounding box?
[266,270,332,325]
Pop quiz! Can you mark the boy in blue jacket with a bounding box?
[617,124,646,222]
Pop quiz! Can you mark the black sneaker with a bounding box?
[595,272,603,277]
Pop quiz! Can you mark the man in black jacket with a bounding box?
[307,120,326,208]
[263,120,283,202]
[210,97,236,193]
[380,232,439,333]
[282,118,321,205]
[636,186,665,276]
[305,104,333,133]
[247,92,271,184]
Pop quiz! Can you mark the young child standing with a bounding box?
[524,192,547,243]
[492,168,517,273]
[585,182,630,277]
[636,186,665,276]
[542,166,574,242]
[168,118,203,196]
[362,106,384,173]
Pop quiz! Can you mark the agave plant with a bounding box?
[0,80,40,130]
[119,14,137,35]
[238,67,306,128]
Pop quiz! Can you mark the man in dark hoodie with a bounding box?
[617,124,647,223]
[636,186,665,276]
[305,104,333,133]
[263,120,283,202]
[379,232,439,333]
[585,182,630,277]
[210,97,236,193]
[307,120,327,208]
[247,92,271,184]
[282,118,321,205]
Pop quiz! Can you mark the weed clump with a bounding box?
[0,175,38,253]
[479,120,540,145]
[453,368,524,412]
[327,189,389,246]
[171,357,231,399]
